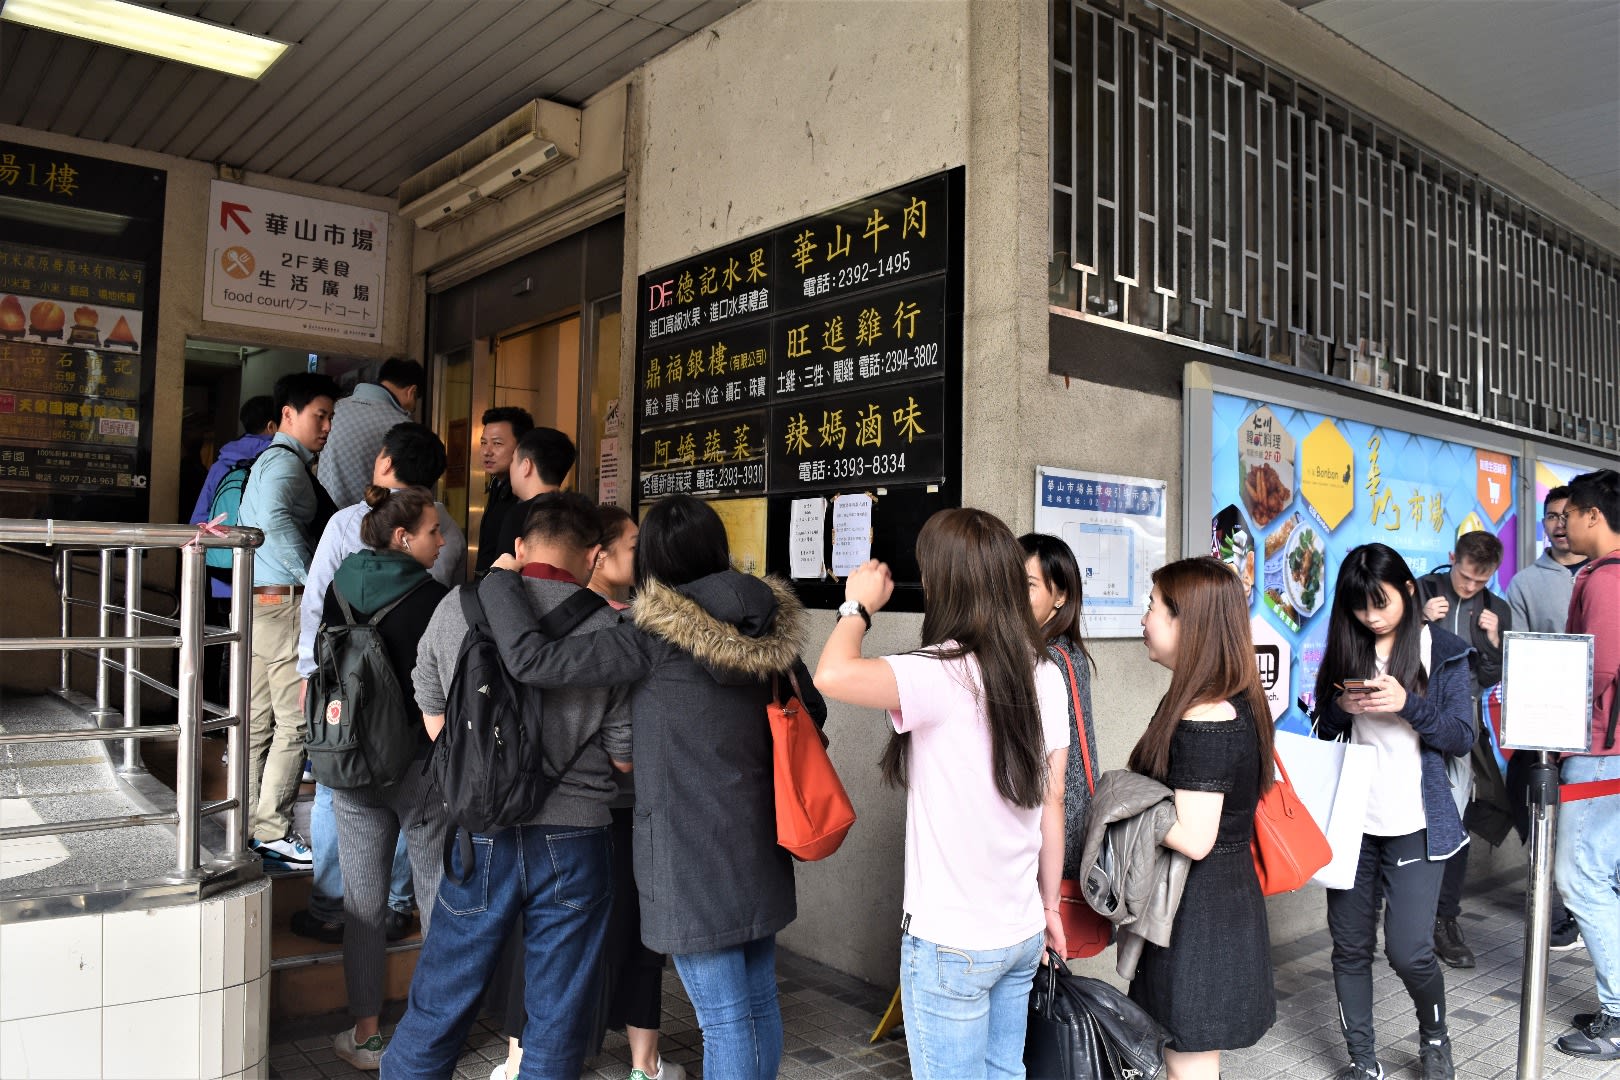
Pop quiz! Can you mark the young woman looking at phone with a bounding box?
[1314,543,1475,1080]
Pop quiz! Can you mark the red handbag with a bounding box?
[770,670,856,861]
[1251,750,1332,895]
[1054,649,1111,959]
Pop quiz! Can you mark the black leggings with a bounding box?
[1326,830,1449,1063]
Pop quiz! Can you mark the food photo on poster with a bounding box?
[1197,377,1520,733]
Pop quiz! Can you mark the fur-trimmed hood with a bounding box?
[631,571,805,681]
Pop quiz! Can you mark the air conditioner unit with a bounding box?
[397,100,581,230]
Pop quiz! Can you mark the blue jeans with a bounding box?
[310,783,413,920]
[381,825,613,1080]
[671,936,781,1080]
[1556,755,1620,1013]
[901,930,1045,1080]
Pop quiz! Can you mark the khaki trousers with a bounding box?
[246,596,305,841]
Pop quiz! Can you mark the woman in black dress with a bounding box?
[1128,557,1277,1080]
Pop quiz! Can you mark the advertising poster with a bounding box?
[1207,390,1519,733]
[1533,458,1591,547]
[0,241,147,494]
[1034,466,1168,638]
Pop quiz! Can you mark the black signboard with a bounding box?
[636,319,771,426]
[0,143,163,521]
[769,380,945,493]
[637,410,768,501]
[640,236,775,346]
[772,278,948,401]
[772,171,950,309]
[633,168,963,609]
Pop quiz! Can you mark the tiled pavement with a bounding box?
[268,871,1613,1079]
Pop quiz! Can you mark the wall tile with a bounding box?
[242,888,266,982]
[0,1007,102,1079]
[103,904,202,1006]
[102,996,199,1079]
[198,989,224,1080]
[242,975,268,1073]
[0,914,102,1021]
[221,982,247,1076]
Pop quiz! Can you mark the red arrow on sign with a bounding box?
[219,202,251,234]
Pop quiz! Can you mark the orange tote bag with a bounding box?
[770,671,856,861]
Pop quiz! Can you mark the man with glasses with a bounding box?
[1506,486,1588,951]
[1554,469,1620,1061]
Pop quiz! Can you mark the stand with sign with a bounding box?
[1500,631,1593,1080]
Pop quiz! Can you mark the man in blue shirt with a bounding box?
[238,372,339,867]
[318,358,425,509]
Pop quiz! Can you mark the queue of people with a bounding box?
[213,368,1619,1079]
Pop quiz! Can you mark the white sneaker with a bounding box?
[630,1059,687,1080]
[332,1027,383,1070]
[488,1064,505,1080]
[251,833,312,868]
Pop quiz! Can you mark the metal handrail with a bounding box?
[0,541,180,619]
[0,517,263,889]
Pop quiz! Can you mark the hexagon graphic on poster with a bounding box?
[1238,405,1296,529]
[1251,615,1293,722]
[1300,420,1354,530]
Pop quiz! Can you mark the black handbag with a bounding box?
[1025,949,1168,1080]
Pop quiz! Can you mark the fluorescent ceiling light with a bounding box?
[1,0,289,80]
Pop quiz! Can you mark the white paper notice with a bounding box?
[831,494,874,577]
[789,498,826,579]
[598,436,620,506]
[1501,633,1595,753]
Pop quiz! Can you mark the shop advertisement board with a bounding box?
[0,241,147,495]
[204,180,389,342]
[633,169,963,607]
[1189,367,1521,732]
[1033,466,1168,638]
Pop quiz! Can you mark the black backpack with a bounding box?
[433,582,610,878]
[304,578,432,790]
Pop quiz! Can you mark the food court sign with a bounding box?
[203,181,388,342]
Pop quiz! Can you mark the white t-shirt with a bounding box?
[1352,627,1433,837]
[883,646,1070,950]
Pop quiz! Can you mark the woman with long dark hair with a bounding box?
[815,509,1069,1080]
[478,494,823,1080]
[1313,544,1474,1080]
[1020,533,1101,877]
[1127,557,1275,1080]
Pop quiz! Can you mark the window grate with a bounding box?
[1051,0,1619,451]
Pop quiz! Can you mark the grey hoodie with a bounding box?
[411,574,631,829]
[1507,549,1582,635]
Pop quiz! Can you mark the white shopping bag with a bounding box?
[1272,729,1377,890]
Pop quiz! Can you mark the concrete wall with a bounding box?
[626,0,973,986]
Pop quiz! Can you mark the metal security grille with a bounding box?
[1051,0,1619,451]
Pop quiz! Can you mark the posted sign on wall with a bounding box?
[203,181,388,342]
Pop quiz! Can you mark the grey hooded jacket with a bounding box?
[480,569,825,955]
[1078,769,1191,980]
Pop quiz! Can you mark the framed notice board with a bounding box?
[634,168,964,611]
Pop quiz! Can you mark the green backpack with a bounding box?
[304,579,431,789]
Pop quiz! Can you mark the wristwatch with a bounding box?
[837,599,871,631]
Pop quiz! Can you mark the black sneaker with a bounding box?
[1433,916,1475,969]
[1419,1036,1454,1080]
[384,909,414,942]
[1550,916,1584,952]
[1335,1062,1384,1080]
[289,909,343,944]
[1557,1012,1620,1060]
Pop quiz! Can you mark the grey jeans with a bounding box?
[330,762,447,1017]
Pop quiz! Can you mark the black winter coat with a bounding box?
[480,569,825,955]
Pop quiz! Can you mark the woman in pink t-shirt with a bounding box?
[816,508,1070,1080]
